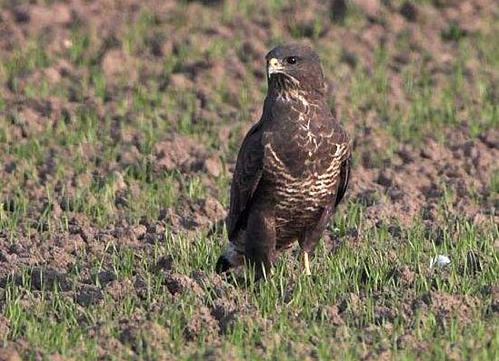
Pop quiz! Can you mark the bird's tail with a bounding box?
[215,255,232,273]
[215,243,243,274]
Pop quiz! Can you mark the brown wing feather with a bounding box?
[226,121,265,241]
[335,151,351,207]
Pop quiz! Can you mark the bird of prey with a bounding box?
[216,44,351,279]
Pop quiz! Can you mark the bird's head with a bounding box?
[265,43,326,97]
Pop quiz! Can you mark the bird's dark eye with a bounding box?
[286,56,297,64]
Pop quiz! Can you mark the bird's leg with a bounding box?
[245,205,276,281]
[299,211,332,277]
[302,251,312,276]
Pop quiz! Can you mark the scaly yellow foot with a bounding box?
[303,251,312,276]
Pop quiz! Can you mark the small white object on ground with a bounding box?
[430,255,451,269]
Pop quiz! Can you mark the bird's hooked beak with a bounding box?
[267,58,285,78]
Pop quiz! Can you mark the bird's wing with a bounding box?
[226,121,265,241]
[335,149,351,207]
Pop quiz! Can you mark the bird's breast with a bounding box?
[263,141,347,211]
[262,96,348,213]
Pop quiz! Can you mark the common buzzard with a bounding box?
[216,44,351,279]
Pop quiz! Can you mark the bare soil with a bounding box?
[0,0,497,359]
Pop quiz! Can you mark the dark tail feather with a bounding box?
[215,255,232,274]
